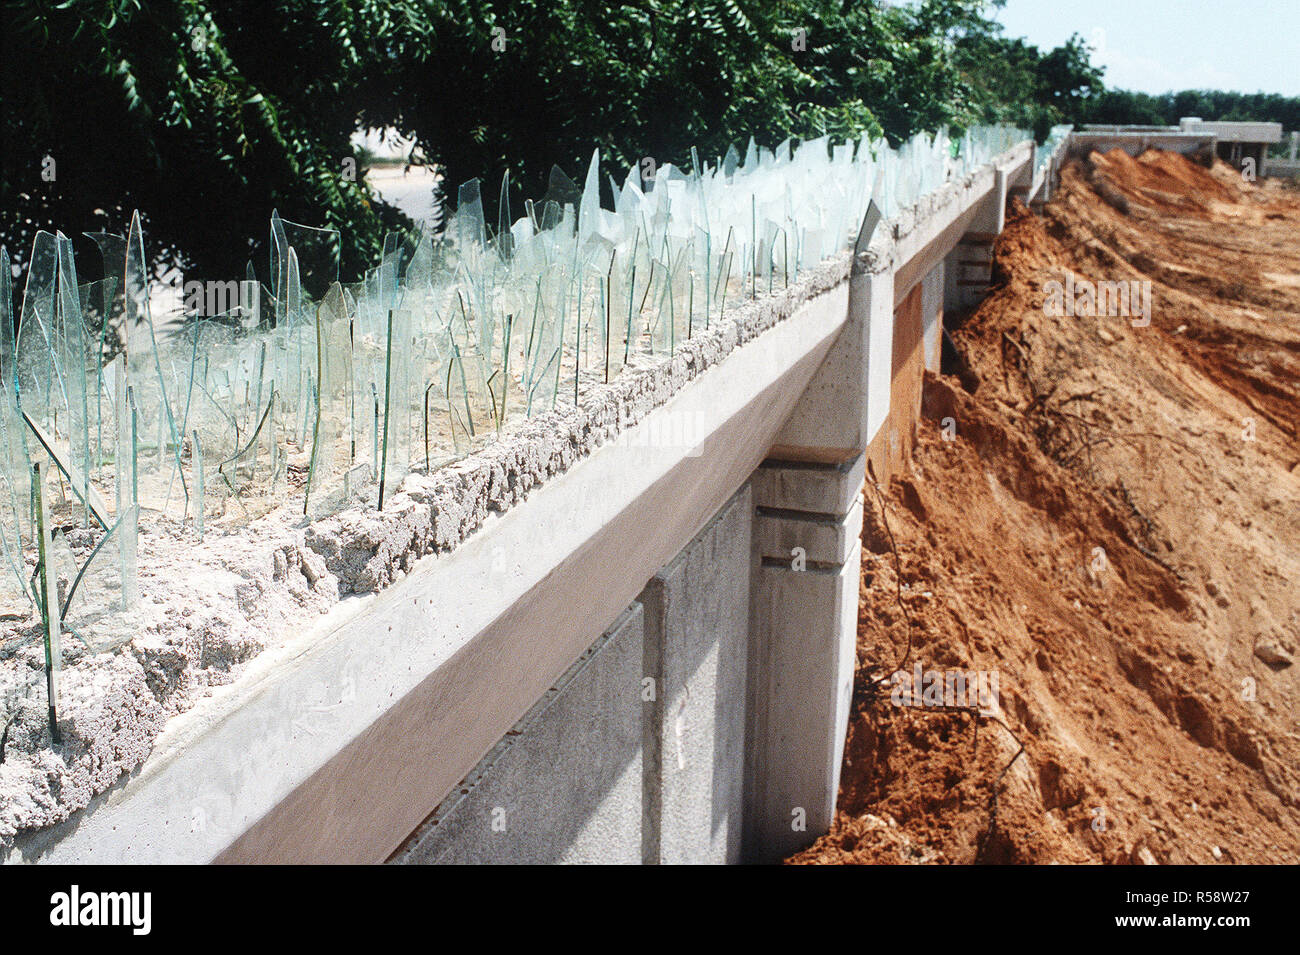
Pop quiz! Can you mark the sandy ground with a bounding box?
[791,151,1300,864]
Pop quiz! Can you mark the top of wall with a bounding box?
[1081,120,1282,145]
[1178,118,1283,142]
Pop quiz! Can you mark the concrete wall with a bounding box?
[945,234,994,313]
[388,230,939,864]
[392,605,645,864]
[1264,158,1300,179]
[641,486,751,865]
[921,260,944,373]
[1179,118,1282,143]
[12,137,1038,866]
[392,484,752,865]
[1068,132,1216,162]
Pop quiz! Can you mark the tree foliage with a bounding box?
[2,0,1295,285]
[954,23,1104,140]
[3,0,1013,280]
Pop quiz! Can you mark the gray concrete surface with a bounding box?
[921,261,944,372]
[391,605,644,865]
[746,453,863,863]
[640,485,752,865]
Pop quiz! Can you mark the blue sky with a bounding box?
[993,0,1298,96]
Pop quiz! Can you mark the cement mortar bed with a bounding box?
[0,251,851,854]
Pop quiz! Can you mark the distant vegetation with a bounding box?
[1,0,1295,282]
[1080,90,1300,143]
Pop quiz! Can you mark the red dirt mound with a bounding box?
[790,150,1300,865]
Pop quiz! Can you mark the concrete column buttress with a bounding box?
[744,450,864,862]
[742,206,882,862]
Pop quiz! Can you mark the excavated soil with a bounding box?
[791,150,1300,865]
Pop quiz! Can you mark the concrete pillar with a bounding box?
[744,451,864,862]
[1008,145,1033,206]
[640,486,752,865]
[976,166,1009,236]
[921,261,944,372]
[741,203,886,861]
[944,234,994,314]
[943,165,1006,314]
